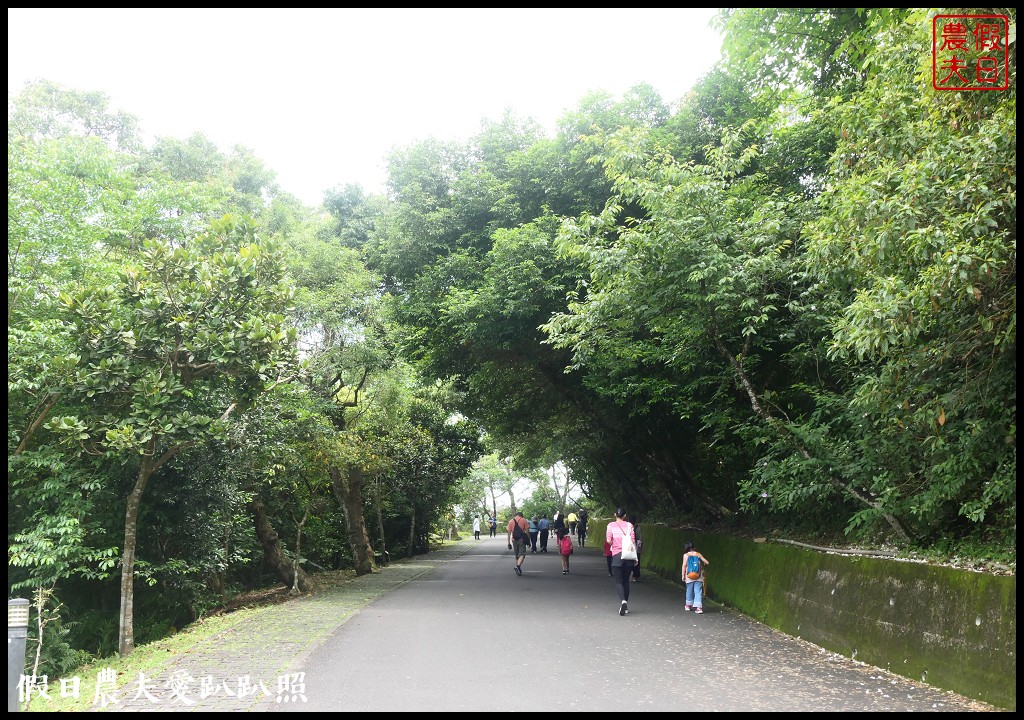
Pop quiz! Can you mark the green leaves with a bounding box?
[27,213,299,515]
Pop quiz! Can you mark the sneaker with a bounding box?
[515,565,522,576]
[685,604,692,611]
[619,601,627,616]
[694,607,703,614]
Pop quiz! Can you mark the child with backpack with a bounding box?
[681,542,710,614]
[558,528,574,574]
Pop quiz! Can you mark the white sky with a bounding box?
[8,8,724,207]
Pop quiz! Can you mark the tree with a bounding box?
[46,216,297,655]
[798,9,1016,541]
[210,386,332,595]
[369,88,749,520]
[541,121,829,523]
[8,78,141,151]
[9,80,243,665]
[283,220,390,577]
[715,8,891,98]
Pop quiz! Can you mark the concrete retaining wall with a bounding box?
[595,520,1016,710]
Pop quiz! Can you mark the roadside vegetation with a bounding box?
[9,8,1015,694]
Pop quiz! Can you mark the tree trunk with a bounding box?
[291,501,311,595]
[249,498,315,593]
[374,476,387,556]
[114,415,234,657]
[407,504,416,557]
[330,464,374,576]
[213,526,231,604]
[31,584,54,683]
[118,456,154,656]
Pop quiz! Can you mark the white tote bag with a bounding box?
[619,523,638,561]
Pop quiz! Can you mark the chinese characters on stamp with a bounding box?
[933,14,1010,91]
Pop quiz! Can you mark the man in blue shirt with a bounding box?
[537,514,551,552]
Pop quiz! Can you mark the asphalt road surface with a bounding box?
[273,535,1000,712]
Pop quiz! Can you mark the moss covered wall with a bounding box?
[595,521,1015,710]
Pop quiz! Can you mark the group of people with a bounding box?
[506,509,588,575]
[473,514,499,540]
[514,508,590,554]
[604,508,709,615]
[551,508,589,545]
[478,509,583,555]
[506,507,710,616]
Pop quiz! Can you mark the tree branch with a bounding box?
[14,393,60,456]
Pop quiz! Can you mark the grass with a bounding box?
[22,605,260,712]
[21,570,358,712]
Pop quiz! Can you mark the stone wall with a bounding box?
[596,521,1016,710]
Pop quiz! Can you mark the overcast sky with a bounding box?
[8,8,724,207]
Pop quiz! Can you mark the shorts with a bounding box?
[514,539,529,559]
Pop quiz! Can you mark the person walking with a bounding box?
[606,507,637,615]
[473,515,481,540]
[529,515,540,553]
[558,528,573,574]
[488,515,497,538]
[682,542,710,613]
[567,510,578,537]
[552,509,565,536]
[576,508,588,547]
[507,512,532,576]
[538,514,550,552]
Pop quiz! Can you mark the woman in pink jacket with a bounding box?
[606,507,637,616]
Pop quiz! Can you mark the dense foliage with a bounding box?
[8,8,1015,678]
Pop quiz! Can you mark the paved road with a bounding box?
[98,535,999,712]
[268,536,996,712]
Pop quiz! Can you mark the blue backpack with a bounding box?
[685,553,702,580]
